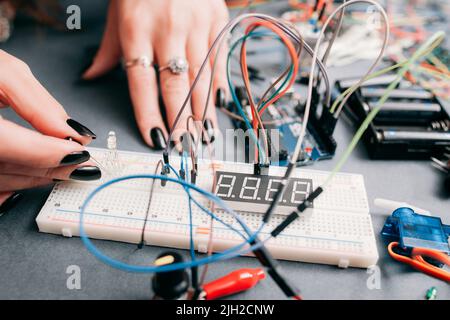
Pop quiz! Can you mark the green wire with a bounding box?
[330,38,442,114]
[330,61,407,114]
[323,31,445,187]
[258,65,294,112]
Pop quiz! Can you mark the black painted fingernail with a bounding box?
[150,128,167,150]
[70,166,102,181]
[67,119,97,139]
[60,151,90,166]
[0,193,23,217]
[215,88,226,108]
[203,119,215,143]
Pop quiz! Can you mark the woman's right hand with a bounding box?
[0,50,101,213]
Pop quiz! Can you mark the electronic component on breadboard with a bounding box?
[104,131,122,172]
[215,171,313,214]
[230,87,337,167]
[36,148,377,268]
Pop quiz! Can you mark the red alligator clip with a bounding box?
[202,268,265,300]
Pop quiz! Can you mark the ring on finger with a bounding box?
[123,56,152,69]
[158,57,189,75]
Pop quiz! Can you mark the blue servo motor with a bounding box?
[381,207,450,254]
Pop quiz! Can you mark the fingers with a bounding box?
[0,118,101,194]
[118,14,168,149]
[186,0,229,144]
[0,162,101,182]
[111,0,227,150]
[155,34,195,145]
[0,50,95,145]
[0,118,88,168]
[0,118,101,195]
[0,175,53,193]
[209,2,229,107]
[82,1,121,80]
[187,35,218,144]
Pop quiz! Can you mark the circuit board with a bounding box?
[36,148,378,268]
[262,101,336,166]
[230,94,337,167]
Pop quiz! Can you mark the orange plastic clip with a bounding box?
[388,242,450,282]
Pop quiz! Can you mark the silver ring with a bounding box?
[158,57,189,75]
[123,56,152,69]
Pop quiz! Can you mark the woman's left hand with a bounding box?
[82,0,229,149]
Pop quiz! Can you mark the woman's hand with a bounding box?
[0,50,100,212]
[82,0,229,149]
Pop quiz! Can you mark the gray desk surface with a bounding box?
[0,1,449,300]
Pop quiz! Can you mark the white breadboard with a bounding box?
[36,148,378,268]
